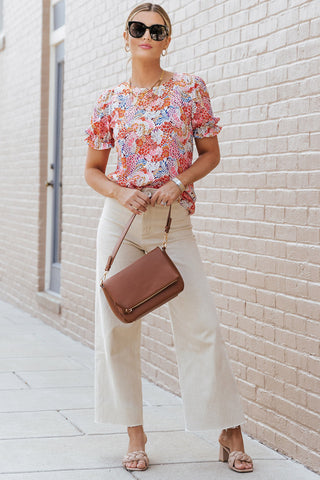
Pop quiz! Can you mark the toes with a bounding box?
[126,459,146,470]
[235,460,252,470]
[235,460,245,469]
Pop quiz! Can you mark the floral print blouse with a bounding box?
[85,72,222,214]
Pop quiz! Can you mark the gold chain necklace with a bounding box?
[129,69,165,104]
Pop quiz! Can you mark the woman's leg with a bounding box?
[95,198,145,427]
[163,205,252,469]
[95,198,149,470]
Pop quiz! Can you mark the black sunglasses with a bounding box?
[128,21,169,41]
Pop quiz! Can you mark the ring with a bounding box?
[161,200,167,206]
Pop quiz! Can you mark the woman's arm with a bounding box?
[179,135,220,186]
[84,147,116,197]
[84,146,150,214]
[150,135,220,206]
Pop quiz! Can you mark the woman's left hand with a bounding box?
[150,180,182,207]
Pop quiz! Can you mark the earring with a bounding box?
[162,49,167,56]
[125,44,130,52]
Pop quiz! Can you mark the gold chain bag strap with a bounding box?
[100,206,184,323]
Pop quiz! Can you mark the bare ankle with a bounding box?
[127,425,145,438]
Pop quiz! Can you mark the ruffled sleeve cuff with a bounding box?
[84,90,115,150]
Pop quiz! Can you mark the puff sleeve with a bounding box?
[84,89,115,150]
[191,76,222,138]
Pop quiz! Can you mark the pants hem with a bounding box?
[94,414,143,427]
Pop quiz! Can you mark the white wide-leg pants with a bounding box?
[94,191,246,431]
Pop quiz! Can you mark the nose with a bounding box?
[143,28,152,41]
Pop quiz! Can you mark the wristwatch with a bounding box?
[172,177,185,193]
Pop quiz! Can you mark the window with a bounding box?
[53,0,65,30]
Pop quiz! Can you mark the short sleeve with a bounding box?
[84,89,115,150]
[191,76,222,138]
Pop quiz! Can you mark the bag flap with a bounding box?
[103,247,181,310]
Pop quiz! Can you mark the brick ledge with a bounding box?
[36,291,61,315]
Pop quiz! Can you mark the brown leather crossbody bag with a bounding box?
[100,206,184,323]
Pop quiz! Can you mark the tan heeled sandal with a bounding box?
[219,442,253,473]
[122,433,149,471]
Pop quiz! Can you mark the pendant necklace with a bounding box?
[129,69,165,105]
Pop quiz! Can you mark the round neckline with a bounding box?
[124,72,177,91]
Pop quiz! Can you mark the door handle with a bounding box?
[46,180,54,187]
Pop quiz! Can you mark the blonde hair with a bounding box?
[125,3,172,36]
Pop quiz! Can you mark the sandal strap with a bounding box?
[122,450,149,466]
[228,450,253,468]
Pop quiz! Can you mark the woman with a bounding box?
[84,2,253,474]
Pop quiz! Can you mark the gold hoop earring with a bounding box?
[125,44,130,52]
[162,49,167,56]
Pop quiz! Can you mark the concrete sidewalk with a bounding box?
[0,298,318,479]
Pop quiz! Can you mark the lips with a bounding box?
[139,44,152,49]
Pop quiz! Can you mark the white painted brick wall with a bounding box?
[0,0,319,473]
[0,0,44,309]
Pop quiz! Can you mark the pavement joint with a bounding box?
[0,299,318,479]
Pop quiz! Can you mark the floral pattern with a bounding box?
[85,72,222,214]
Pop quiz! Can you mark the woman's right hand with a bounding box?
[115,186,151,215]
[84,147,150,214]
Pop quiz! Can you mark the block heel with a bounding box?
[219,444,229,462]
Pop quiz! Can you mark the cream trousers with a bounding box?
[95,190,246,431]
